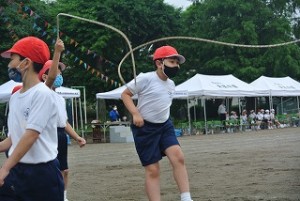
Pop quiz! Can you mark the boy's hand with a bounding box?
[55,38,65,53]
[133,113,144,127]
[76,136,86,148]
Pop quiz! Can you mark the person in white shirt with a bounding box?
[264,110,272,129]
[122,45,193,201]
[270,109,281,128]
[0,36,64,201]
[218,100,227,131]
[256,110,264,130]
[39,39,86,201]
[248,110,257,130]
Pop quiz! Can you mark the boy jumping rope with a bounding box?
[121,45,193,201]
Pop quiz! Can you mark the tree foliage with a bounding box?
[1,0,300,122]
[180,0,300,82]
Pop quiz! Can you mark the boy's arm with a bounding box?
[45,38,65,88]
[0,129,39,186]
[65,122,86,148]
[121,89,144,127]
[0,136,12,152]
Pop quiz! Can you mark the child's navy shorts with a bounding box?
[57,127,68,171]
[131,119,180,166]
[0,159,64,201]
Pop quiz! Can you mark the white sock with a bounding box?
[64,190,67,200]
[181,192,192,201]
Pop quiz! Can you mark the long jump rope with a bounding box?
[57,13,300,86]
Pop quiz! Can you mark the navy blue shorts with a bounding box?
[131,119,180,166]
[57,127,68,171]
[0,159,64,201]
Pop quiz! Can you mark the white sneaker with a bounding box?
[65,199,69,201]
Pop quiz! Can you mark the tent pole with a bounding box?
[83,87,87,130]
[297,96,300,112]
[255,97,257,112]
[71,99,75,129]
[203,98,207,135]
[193,100,196,122]
[281,97,283,114]
[269,91,272,111]
[5,102,8,117]
[79,97,84,138]
[238,98,242,131]
[187,98,191,135]
[96,99,99,120]
[238,98,241,115]
[75,98,78,130]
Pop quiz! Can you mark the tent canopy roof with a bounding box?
[0,80,21,103]
[175,74,268,98]
[0,81,80,103]
[250,76,300,96]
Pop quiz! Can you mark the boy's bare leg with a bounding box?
[165,145,190,193]
[145,162,161,201]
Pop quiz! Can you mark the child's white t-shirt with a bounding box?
[53,91,68,128]
[126,71,175,123]
[8,82,58,164]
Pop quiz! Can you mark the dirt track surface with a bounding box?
[1,127,300,200]
[65,127,300,201]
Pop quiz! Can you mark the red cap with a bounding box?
[38,60,66,81]
[153,45,185,64]
[11,85,23,94]
[1,36,50,65]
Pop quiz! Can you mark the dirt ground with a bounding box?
[64,127,300,201]
[1,127,299,201]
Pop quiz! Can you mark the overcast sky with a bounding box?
[164,0,193,9]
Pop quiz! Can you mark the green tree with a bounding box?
[47,0,182,97]
[180,0,300,82]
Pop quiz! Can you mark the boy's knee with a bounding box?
[145,165,159,178]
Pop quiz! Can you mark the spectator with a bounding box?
[248,110,256,130]
[109,105,120,121]
[218,100,227,131]
[218,100,227,122]
[270,109,281,128]
[241,110,248,130]
[264,110,272,129]
[256,109,264,130]
[229,111,238,120]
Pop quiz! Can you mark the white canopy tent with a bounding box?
[96,85,129,100]
[250,76,300,97]
[55,86,81,98]
[96,74,267,133]
[250,76,300,113]
[175,74,268,97]
[0,80,21,103]
[174,74,269,134]
[0,81,81,101]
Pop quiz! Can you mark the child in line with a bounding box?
[0,36,64,201]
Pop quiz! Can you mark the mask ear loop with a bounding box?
[16,58,30,72]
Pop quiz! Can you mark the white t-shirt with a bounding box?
[8,82,58,164]
[218,104,226,114]
[53,91,68,128]
[126,71,175,123]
